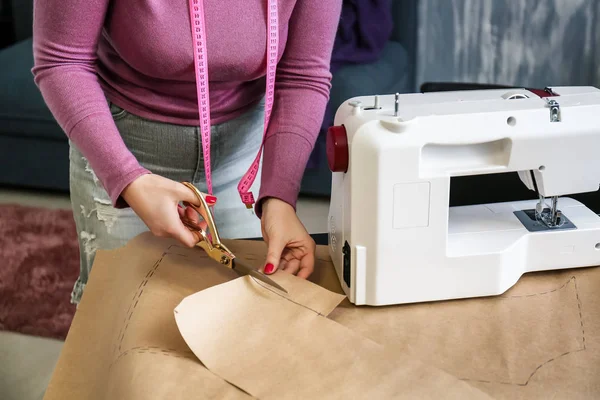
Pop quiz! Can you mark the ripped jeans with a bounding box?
[68,99,264,304]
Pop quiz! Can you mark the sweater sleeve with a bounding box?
[255,0,342,217]
[31,0,150,208]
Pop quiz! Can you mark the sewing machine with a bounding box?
[326,86,600,306]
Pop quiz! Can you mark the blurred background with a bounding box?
[1,0,600,398]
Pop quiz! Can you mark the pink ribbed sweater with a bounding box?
[31,0,341,213]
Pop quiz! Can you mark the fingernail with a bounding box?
[206,195,217,204]
[178,204,183,209]
[264,263,274,274]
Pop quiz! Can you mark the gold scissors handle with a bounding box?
[180,182,287,293]
[180,182,235,267]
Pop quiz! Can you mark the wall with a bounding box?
[416,0,600,88]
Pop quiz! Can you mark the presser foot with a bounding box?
[514,207,577,232]
[534,195,562,227]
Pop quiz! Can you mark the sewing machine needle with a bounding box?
[550,196,559,226]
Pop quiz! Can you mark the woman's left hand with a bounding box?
[260,198,316,279]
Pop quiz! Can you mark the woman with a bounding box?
[32,0,341,303]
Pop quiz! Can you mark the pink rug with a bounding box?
[0,203,79,340]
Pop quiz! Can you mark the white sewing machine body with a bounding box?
[327,86,600,306]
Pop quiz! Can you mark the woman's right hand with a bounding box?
[121,174,215,247]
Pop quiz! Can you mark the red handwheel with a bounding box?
[326,125,348,173]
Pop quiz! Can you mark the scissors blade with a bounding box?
[232,258,288,293]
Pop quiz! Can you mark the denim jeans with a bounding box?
[68,98,264,304]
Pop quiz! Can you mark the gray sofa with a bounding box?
[0,0,418,197]
[0,0,69,192]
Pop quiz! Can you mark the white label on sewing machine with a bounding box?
[393,182,431,229]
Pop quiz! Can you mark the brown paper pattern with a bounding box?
[43,233,600,399]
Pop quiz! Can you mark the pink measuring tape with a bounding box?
[188,0,278,209]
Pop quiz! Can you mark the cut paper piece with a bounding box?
[174,275,491,399]
[254,266,347,317]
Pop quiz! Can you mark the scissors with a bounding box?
[179,182,287,293]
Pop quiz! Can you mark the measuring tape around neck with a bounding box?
[188,0,278,209]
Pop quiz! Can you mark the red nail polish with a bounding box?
[264,263,274,274]
[178,204,183,209]
[206,195,217,204]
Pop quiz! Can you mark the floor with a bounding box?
[0,186,330,400]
